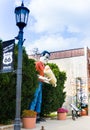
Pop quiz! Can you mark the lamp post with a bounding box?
[14,1,29,130]
[76,78,78,107]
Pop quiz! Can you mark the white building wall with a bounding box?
[49,54,88,111]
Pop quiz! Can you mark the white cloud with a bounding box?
[26,35,81,55]
[25,0,90,54]
[29,0,90,33]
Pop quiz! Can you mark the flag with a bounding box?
[1,39,15,73]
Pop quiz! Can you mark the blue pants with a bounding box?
[29,82,43,113]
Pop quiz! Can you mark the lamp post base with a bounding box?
[14,118,21,130]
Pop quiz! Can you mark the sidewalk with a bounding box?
[22,116,90,130]
[0,116,90,130]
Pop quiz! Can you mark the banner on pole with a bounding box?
[1,39,15,73]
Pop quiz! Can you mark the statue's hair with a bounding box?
[41,50,50,56]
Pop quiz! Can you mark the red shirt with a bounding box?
[35,61,45,76]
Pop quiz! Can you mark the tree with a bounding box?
[0,44,38,124]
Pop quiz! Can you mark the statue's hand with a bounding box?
[38,75,50,84]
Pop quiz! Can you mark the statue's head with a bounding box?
[40,50,50,64]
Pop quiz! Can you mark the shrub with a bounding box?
[22,110,37,118]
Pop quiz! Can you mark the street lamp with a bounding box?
[14,1,29,130]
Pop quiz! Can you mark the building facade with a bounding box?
[29,47,90,113]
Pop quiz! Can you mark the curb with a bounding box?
[0,125,14,130]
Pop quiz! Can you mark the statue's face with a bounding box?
[40,53,50,64]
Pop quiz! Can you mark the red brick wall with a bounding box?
[50,48,84,60]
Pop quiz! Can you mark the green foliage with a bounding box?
[0,72,16,124]
[0,44,38,124]
[22,110,37,118]
[41,63,67,116]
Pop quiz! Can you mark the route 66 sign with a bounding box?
[1,39,15,72]
[3,52,13,65]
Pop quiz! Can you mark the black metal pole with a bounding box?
[14,28,23,130]
[80,79,82,110]
[76,78,78,107]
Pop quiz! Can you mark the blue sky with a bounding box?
[0,0,90,55]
